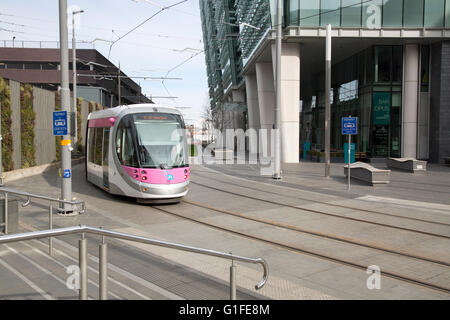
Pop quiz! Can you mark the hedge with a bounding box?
[20,83,36,168]
[0,77,13,171]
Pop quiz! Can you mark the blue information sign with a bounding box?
[53,111,68,136]
[63,169,71,179]
[342,117,358,135]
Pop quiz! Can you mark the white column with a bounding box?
[271,43,300,163]
[256,62,275,156]
[245,74,260,155]
[402,44,419,158]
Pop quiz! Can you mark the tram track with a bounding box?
[152,203,450,295]
[189,177,450,240]
[193,170,450,228]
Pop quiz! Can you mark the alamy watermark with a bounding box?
[366,265,381,290]
[66,265,80,291]
[187,128,279,176]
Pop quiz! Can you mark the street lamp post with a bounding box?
[72,9,84,153]
[325,24,332,177]
[59,0,73,213]
[273,0,282,180]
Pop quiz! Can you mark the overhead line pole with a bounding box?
[325,24,332,178]
[273,0,282,180]
[58,0,73,213]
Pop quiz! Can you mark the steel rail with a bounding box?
[152,206,450,295]
[192,171,450,227]
[190,180,450,239]
[0,225,269,299]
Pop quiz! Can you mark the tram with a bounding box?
[86,104,190,203]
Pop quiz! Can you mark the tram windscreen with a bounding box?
[133,113,187,168]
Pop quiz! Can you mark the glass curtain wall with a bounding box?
[300,45,403,160]
[284,0,449,28]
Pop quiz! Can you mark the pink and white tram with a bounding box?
[86,104,190,203]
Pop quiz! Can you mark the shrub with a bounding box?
[0,77,14,171]
[20,84,36,168]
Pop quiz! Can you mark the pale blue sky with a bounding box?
[0,0,208,125]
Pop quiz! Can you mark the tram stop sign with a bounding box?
[342,117,358,135]
[53,111,68,136]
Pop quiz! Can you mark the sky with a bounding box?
[0,0,209,126]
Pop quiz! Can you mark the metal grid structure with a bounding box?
[235,0,272,59]
[200,0,272,112]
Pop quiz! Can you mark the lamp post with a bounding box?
[59,0,73,213]
[325,24,331,177]
[72,9,84,153]
[273,0,282,180]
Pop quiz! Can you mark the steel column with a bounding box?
[79,234,87,300]
[99,239,108,300]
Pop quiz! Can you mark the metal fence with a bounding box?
[0,225,269,300]
[0,40,95,49]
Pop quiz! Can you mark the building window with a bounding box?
[382,0,403,27]
[392,46,403,83]
[341,0,362,27]
[424,0,445,28]
[320,0,341,26]
[42,62,58,70]
[23,62,41,70]
[289,0,300,25]
[446,0,450,27]
[299,0,320,26]
[5,62,23,69]
[421,45,430,92]
[403,0,423,27]
[374,46,392,83]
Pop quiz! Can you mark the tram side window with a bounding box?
[88,128,96,163]
[116,122,138,167]
[94,128,103,165]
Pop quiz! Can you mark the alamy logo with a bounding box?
[366,5,381,29]
[366,265,381,290]
[66,265,80,290]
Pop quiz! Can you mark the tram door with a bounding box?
[103,128,110,189]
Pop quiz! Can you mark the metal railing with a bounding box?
[0,225,269,300]
[0,187,85,255]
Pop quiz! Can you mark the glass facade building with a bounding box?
[286,0,450,28]
[300,45,429,159]
[200,0,450,163]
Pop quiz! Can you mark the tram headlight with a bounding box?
[142,176,147,181]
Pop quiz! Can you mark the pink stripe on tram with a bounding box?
[88,117,116,128]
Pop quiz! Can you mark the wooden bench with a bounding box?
[386,158,427,173]
[344,161,390,185]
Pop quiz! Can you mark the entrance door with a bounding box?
[372,92,391,157]
[103,128,110,189]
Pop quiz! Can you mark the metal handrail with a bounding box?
[0,225,269,300]
[0,187,85,207]
[0,187,85,254]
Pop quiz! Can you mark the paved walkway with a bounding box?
[1,159,449,300]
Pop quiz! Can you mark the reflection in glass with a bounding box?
[404,0,424,27]
[424,0,445,27]
[320,0,341,26]
[382,0,403,27]
[299,0,320,26]
[341,0,362,27]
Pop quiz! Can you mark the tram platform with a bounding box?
[1,158,450,300]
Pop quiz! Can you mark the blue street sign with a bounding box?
[342,117,358,135]
[63,169,71,178]
[53,111,68,136]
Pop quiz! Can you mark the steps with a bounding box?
[0,229,262,300]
